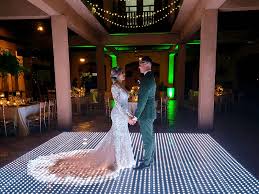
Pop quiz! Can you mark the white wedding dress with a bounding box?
[27,84,136,185]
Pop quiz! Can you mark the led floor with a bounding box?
[0,132,258,193]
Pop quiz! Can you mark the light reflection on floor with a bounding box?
[167,100,177,130]
[0,132,258,193]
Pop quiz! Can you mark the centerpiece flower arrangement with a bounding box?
[80,72,92,86]
[215,84,224,96]
[71,87,85,97]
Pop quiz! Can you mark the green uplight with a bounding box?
[187,40,200,45]
[111,99,115,108]
[168,53,175,99]
[70,45,96,48]
[109,54,117,68]
[167,88,175,99]
[114,47,132,51]
[167,100,177,130]
[168,53,175,84]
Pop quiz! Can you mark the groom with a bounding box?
[131,56,156,170]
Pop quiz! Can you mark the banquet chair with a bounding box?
[27,102,47,133]
[157,96,168,122]
[0,105,16,136]
[47,99,57,128]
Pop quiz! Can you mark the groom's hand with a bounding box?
[128,117,137,125]
[128,118,135,125]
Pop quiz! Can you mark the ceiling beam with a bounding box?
[171,0,199,34]
[105,33,180,46]
[0,0,48,20]
[171,0,227,41]
[65,0,109,42]
[219,0,259,11]
[27,0,109,45]
[105,46,119,56]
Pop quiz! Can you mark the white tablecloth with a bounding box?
[1,104,40,136]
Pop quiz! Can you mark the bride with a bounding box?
[27,67,136,185]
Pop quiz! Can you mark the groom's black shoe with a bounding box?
[134,162,151,170]
[139,151,155,164]
[138,158,154,164]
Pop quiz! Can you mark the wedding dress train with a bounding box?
[27,84,136,185]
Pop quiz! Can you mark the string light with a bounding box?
[95,10,173,28]
[84,0,180,19]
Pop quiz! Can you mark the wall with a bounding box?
[69,50,96,87]
[117,51,169,88]
[0,27,17,53]
[69,49,171,92]
[0,27,23,93]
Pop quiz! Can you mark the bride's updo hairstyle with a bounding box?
[111,66,123,83]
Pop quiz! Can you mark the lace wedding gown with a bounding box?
[27,84,136,185]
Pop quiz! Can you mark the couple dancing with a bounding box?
[27,56,156,185]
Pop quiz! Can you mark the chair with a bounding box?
[188,90,198,111]
[0,105,16,136]
[157,95,168,122]
[47,99,57,128]
[27,102,47,133]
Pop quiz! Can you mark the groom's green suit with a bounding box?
[135,71,156,165]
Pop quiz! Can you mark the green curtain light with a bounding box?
[109,54,117,68]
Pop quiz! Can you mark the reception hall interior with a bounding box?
[0,0,258,193]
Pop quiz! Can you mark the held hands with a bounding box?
[128,116,137,125]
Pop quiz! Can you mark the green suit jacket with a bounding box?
[135,71,157,120]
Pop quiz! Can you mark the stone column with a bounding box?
[198,10,218,130]
[175,44,186,107]
[105,55,112,92]
[51,15,72,130]
[96,46,106,91]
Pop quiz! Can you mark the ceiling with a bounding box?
[81,0,181,33]
[0,0,259,56]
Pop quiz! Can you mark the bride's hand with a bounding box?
[128,117,136,125]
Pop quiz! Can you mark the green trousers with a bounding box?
[139,119,155,165]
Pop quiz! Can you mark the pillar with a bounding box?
[198,10,218,130]
[96,46,106,91]
[175,44,186,107]
[51,15,72,130]
[105,55,112,92]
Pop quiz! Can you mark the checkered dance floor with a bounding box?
[0,132,258,193]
